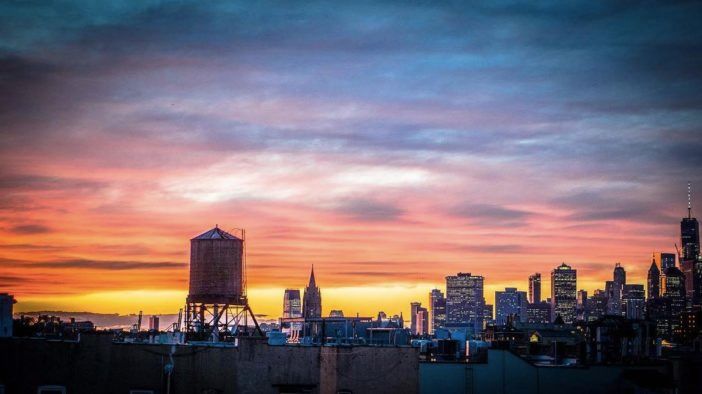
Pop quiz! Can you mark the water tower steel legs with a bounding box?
[185,299,263,339]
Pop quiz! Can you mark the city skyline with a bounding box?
[2,1,702,320]
[5,196,700,320]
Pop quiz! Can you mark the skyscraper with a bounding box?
[551,263,577,324]
[283,289,302,318]
[410,302,421,334]
[605,280,623,316]
[528,273,541,304]
[662,266,686,334]
[429,289,446,332]
[302,266,322,318]
[445,273,485,332]
[613,263,626,285]
[647,258,660,300]
[588,289,608,321]
[576,289,588,321]
[416,306,429,335]
[681,182,700,262]
[680,183,701,306]
[495,287,528,325]
[654,252,676,271]
[622,284,645,320]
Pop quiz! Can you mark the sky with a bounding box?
[1,1,702,319]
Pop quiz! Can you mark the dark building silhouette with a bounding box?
[655,252,677,271]
[646,297,672,339]
[622,284,645,320]
[681,182,700,262]
[605,280,623,316]
[647,258,660,300]
[662,266,686,336]
[680,182,702,306]
[302,266,322,318]
[613,263,626,285]
[588,289,608,322]
[528,273,541,304]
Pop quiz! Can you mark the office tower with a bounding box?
[588,290,608,321]
[681,182,702,306]
[613,263,626,285]
[622,284,645,320]
[429,289,446,332]
[528,273,541,304]
[445,273,485,332]
[605,280,623,316]
[495,288,528,325]
[302,266,322,318]
[526,301,551,323]
[577,289,588,321]
[410,302,421,334]
[662,267,686,334]
[647,258,660,299]
[681,182,700,262]
[551,263,577,324]
[283,289,302,318]
[483,304,494,326]
[654,252,676,271]
[416,307,429,335]
[646,297,672,339]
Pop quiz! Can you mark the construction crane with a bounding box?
[675,243,682,262]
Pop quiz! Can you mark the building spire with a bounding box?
[308,264,316,288]
[687,182,692,219]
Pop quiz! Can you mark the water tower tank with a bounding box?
[188,227,244,303]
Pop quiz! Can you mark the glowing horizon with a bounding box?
[2,1,701,321]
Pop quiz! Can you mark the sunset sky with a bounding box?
[1,1,701,319]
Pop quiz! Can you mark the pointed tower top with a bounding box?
[307,265,317,288]
[687,182,692,219]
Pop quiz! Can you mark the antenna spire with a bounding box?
[687,182,692,219]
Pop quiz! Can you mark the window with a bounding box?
[0,384,5,394]
[37,386,66,394]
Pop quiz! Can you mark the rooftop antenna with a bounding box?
[687,182,692,219]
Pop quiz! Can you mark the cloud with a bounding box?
[10,224,52,234]
[14,259,186,271]
[450,203,533,227]
[334,199,403,221]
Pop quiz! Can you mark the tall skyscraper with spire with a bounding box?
[681,182,700,262]
[302,266,322,318]
[680,182,701,306]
